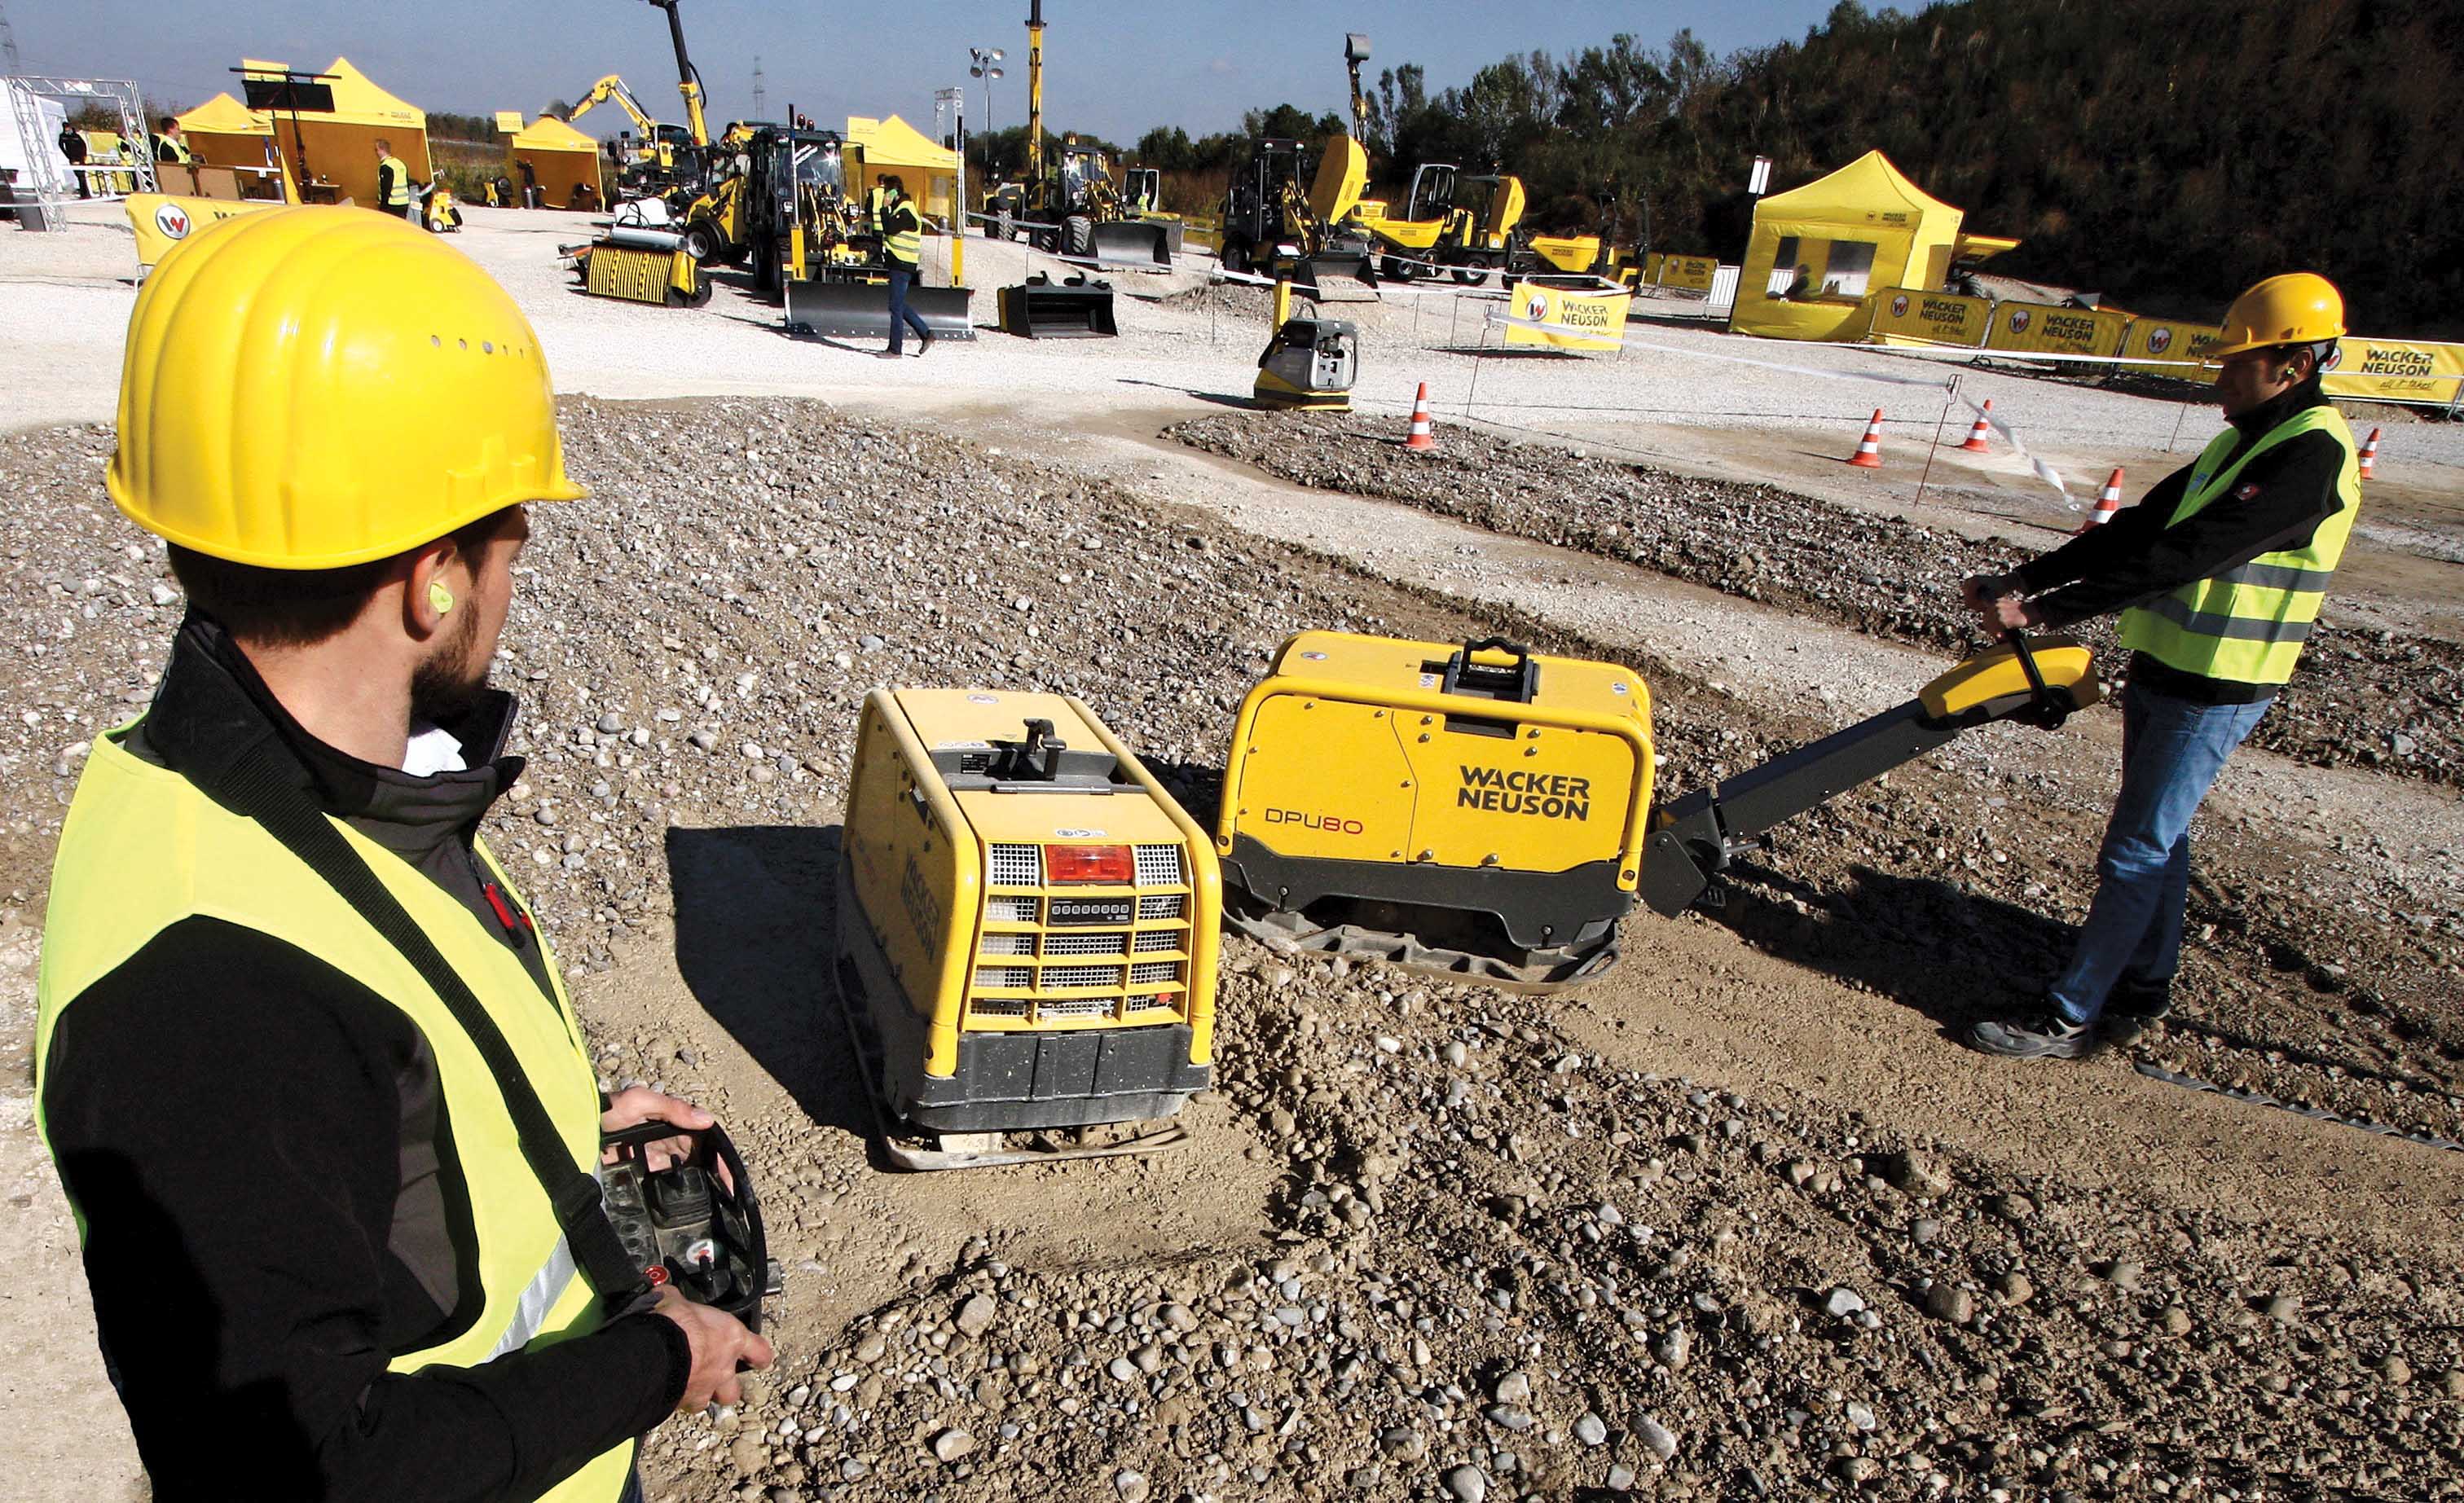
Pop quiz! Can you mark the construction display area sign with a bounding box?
[123,194,280,271]
[1646,253,1719,292]
[1864,290,1994,347]
[2324,337,2464,407]
[1982,300,2130,358]
[1502,282,1631,352]
[2119,318,2223,372]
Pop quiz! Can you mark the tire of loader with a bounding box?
[1220,235,1252,276]
[992,206,1014,242]
[680,220,719,263]
[1452,262,1488,286]
[1064,213,1093,257]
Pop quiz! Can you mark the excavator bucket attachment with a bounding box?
[1308,134,1370,224]
[784,278,978,341]
[998,274,1118,338]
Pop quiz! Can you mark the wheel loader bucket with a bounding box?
[998,275,1118,338]
[1302,252,1381,303]
[783,278,978,341]
[1089,221,1175,269]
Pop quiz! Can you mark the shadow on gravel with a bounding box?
[1711,857,2076,1036]
[1115,377,1256,409]
[667,824,871,1142]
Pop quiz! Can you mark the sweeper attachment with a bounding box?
[834,689,1220,1171]
[1217,631,2097,988]
[569,226,710,307]
[997,272,1119,337]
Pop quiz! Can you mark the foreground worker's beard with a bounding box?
[408,596,487,725]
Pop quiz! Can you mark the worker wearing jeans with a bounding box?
[877,176,935,359]
[1961,273,2361,1060]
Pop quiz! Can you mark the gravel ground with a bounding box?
[1165,411,2464,787]
[5,396,2462,1501]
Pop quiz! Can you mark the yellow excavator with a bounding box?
[977,4,1173,268]
[566,74,697,195]
[1364,164,1526,284]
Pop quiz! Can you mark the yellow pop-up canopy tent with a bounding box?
[175,92,272,166]
[243,55,430,207]
[1731,151,1965,341]
[504,114,605,210]
[847,114,957,223]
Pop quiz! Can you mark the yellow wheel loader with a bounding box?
[1217,630,2098,987]
[833,690,1219,1171]
[1216,136,1380,300]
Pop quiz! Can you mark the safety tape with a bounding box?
[1482,310,1626,349]
[1872,342,2214,372]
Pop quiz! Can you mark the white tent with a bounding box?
[0,85,73,201]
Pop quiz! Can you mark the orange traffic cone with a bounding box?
[1960,399,1995,453]
[1846,409,1885,468]
[1404,382,1437,451]
[2357,425,2380,480]
[2080,468,2124,532]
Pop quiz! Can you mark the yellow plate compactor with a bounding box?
[1217,630,2097,987]
[834,688,1221,1170]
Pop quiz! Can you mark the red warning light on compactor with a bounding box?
[1044,844,1135,884]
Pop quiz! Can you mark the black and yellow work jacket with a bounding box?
[883,196,922,269]
[35,616,685,1501]
[2015,378,2358,702]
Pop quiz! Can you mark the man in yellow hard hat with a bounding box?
[36,208,771,1499]
[1959,273,2361,1059]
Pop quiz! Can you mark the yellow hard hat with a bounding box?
[2209,271,2346,358]
[108,206,586,569]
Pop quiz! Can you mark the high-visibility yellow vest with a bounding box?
[883,200,922,266]
[154,134,194,165]
[35,730,633,1502]
[381,155,412,206]
[2116,403,2360,686]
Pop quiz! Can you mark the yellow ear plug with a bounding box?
[428,581,455,614]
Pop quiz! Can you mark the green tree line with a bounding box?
[1142,0,2461,336]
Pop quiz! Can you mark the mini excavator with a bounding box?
[1214,630,2099,987]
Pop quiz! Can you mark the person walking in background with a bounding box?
[877,174,935,360]
[1960,273,2361,1060]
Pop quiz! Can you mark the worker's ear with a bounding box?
[404,537,462,637]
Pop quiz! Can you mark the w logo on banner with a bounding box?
[2008,308,2031,334]
[1890,294,1909,318]
[1523,291,1549,323]
[154,203,192,240]
[2147,327,2175,354]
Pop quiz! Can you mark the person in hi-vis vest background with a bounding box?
[1959,273,2360,1061]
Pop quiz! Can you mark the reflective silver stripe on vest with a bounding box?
[484,1234,580,1360]
[2211,560,2338,592]
[2143,592,2313,644]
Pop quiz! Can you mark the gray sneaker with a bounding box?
[1965,1012,2094,1060]
[2097,1003,2171,1047]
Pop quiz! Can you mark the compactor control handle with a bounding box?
[2001,631,2079,731]
[1444,636,1539,704]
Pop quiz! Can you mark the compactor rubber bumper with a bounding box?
[836,919,1206,1136]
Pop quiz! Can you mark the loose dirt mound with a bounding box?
[1164,412,2464,787]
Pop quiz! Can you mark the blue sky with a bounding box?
[18,1,1846,142]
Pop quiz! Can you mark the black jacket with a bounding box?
[2015,378,2351,703]
[42,617,688,1501]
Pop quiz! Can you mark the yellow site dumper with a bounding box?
[834,688,1220,1170]
[1218,630,2096,987]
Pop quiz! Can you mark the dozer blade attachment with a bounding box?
[998,275,1119,338]
[784,278,978,341]
[1089,221,1174,269]
[877,1123,1195,1173]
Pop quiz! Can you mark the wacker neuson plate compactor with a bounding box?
[834,688,1220,1170]
[1217,630,2097,987]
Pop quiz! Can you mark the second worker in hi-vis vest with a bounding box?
[36,207,772,1500]
[1959,272,2361,1060]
